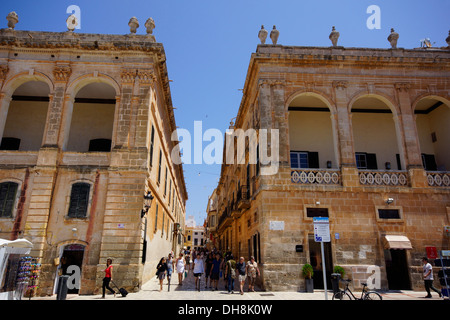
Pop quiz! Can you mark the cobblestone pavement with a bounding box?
[33,269,446,301]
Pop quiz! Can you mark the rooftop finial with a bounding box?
[388,28,399,49]
[270,25,279,45]
[128,17,139,34]
[258,25,268,44]
[66,14,79,32]
[329,26,340,47]
[446,30,450,48]
[6,11,18,30]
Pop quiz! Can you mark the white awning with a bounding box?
[0,238,33,249]
[383,235,412,250]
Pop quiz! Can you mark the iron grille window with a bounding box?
[378,209,400,219]
[68,183,90,218]
[0,182,19,218]
[306,208,329,218]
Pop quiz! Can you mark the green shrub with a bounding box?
[302,264,314,279]
[333,265,345,278]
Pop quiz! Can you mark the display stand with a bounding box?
[20,257,41,299]
[14,256,31,300]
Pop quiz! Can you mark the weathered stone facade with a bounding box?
[0,27,187,295]
[215,44,450,292]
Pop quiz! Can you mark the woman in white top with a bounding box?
[192,253,205,292]
[176,252,185,286]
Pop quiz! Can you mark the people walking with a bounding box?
[210,253,221,291]
[422,257,441,298]
[225,254,236,294]
[156,257,168,292]
[236,257,246,295]
[101,258,116,298]
[166,253,174,291]
[246,256,260,292]
[205,253,213,288]
[192,253,205,292]
[176,253,185,286]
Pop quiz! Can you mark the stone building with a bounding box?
[205,189,219,251]
[0,17,187,295]
[214,36,450,291]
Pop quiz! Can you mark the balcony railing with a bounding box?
[358,170,408,186]
[291,169,341,185]
[426,171,450,187]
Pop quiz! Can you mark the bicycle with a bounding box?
[332,279,382,300]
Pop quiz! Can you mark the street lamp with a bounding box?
[141,191,154,218]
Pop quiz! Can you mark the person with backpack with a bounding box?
[225,254,236,294]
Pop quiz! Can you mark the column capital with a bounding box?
[394,82,411,92]
[332,80,348,90]
[53,65,72,83]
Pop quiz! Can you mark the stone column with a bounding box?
[271,81,289,167]
[0,93,12,144]
[394,83,428,187]
[333,81,358,187]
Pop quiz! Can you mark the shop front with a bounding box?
[0,238,34,300]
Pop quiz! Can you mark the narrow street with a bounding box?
[33,268,444,301]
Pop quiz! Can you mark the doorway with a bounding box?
[59,244,85,294]
[308,234,333,289]
[384,249,411,290]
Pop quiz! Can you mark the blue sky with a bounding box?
[1,0,449,225]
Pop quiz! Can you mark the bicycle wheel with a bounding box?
[332,291,352,300]
[364,292,382,300]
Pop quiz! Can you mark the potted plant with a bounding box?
[333,265,345,279]
[302,264,314,293]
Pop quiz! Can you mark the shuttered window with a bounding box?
[0,182,18,218]
[68,183,90,218]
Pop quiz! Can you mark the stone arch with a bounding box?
[412,93,450,171]
[348,91,404,171]
[411,92,450,112]
[347,90,399,116]
[2,71,54,97]
[285,89,336,114]
[286,90,340,169]
[66,73,120,99]
[0,73,53,151]
[63,73,119,152]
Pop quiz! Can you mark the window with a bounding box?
[88,139,111,152]
[355,153,367,169]
[356,152,377,170]
[157,150,162,184]
[68,183,90,218]
[306,208,329,218]
[154,204,159,232]
[290,151,319,169]
[422,154,437,171]
[149,125,155,167]
[0,182,19,218]
[378,209,400,219]
[290,152,308,169]
[164,167,168,197]
[0,137,21,151]
[187,235,191,241]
